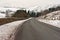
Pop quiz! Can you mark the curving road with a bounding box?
[14,18,60,40]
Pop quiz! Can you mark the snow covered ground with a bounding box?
[0,13,6,18]
[0,18,31,40]
[38,19,60,28]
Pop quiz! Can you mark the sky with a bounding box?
[0,0,60,9]
[0,0,60,17]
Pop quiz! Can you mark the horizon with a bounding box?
[0,0,60,9]
[0,0,60,18]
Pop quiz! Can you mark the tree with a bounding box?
[56,6,60,10]
[12,10,30,18]
[49,7,56,12]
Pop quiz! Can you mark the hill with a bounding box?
[12,10,30,18]
[38,10,60,20]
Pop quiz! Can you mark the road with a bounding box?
[14,18,60,40]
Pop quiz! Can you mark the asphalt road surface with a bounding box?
[14,18,60,40]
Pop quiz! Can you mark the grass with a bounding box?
[0,17,26,25]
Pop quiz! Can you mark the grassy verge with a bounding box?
[0,17,28,25]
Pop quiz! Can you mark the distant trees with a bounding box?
[56,6,60,10]
[49,7,56,12]
[12,10,30,18]
[48,6,60,13]
[12,9,39,18]
[5,9,14,18]
[5,10,10,17]
[12,5,60,17]
[30,11,36,17]
[37,5,60,16]
[28,10,39,17]
[36,12,40,17]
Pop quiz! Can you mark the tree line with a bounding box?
[38,5,60,16]
[12,5,60,18]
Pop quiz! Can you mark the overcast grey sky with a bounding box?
[0,0,60,8]
[0,0,60,17]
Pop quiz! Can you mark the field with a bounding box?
[0,17,26,25]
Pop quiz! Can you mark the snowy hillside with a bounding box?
[0,13,5,18]
[38,10,60,20]
[37,10,60,28]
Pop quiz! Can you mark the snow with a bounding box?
[37,10,60,28]
[0,18,31,40]
[0,20,25,40]
[38,19,60,28]
[0,13,6,18]
[39,10,60,20]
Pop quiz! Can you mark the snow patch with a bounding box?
[0,13,6,18]
[0,18,31,40]
[38,19,60,28]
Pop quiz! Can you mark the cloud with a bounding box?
[0,0,60,8]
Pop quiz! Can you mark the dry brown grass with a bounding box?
[0,17,26,25]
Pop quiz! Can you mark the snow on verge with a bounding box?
[38,19,60,28]
[0,18,31,40]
